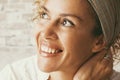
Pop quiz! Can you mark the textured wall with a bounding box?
[0,0,36,69]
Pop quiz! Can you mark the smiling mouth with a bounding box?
[39,44,63,57]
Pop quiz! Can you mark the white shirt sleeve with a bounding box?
[0,55,49,80]
[0,64,17,80]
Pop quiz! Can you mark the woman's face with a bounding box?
[35,0,98,72]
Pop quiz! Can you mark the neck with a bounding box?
[49,69,77,80]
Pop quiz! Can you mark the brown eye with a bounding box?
[62,19,74,27]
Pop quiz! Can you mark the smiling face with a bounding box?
[35,0,101,73]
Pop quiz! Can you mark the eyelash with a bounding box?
[39,12,49,20]
[61,18,74,27]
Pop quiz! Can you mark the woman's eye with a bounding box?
[62,19,74,27]
[40,12,49,19]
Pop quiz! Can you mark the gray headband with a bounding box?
[88,0,120,46]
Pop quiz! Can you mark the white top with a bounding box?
[0,55,49,80]
[0,55,119,80]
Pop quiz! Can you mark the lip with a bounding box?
[39,41,63,57]
[40,50,62,57]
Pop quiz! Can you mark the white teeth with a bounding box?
[52,49,55,54]
[45,46,48,52]
[42,46,48,52]
[41,45,59,54]
[48,48,51,54]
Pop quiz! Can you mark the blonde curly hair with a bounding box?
[33,0,47,21]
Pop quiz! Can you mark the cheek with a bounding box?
[66,35,95,65]
[61,32,95,60]
[63,33,94,52]
[59,34,94,68]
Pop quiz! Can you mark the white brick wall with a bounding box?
[0,0,36,70]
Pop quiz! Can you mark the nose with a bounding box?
[40,21,58,40]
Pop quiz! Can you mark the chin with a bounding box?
[38,65,57,73]
[37,60,57,73]
[37,52,62,73]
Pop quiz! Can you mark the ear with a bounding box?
[92,35,106,53]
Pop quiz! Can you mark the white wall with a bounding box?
[0,0,36,70]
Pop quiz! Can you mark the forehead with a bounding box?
[44,0,94,19]
[45,0,90,11]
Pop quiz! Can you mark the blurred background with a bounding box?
[0,0,36,70]
[0,0,120,72]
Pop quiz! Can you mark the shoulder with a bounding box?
[0,64,14,80]
[10,55,37,70]
[0,55,38,80]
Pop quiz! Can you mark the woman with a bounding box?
[0,0,120,80]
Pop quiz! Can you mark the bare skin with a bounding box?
[74,49,113,80]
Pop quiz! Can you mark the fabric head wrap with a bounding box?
[88,0,120,47]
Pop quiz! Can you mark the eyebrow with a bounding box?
[41,6,49,13]
[41,6,83,21]
[60,14,83,21]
